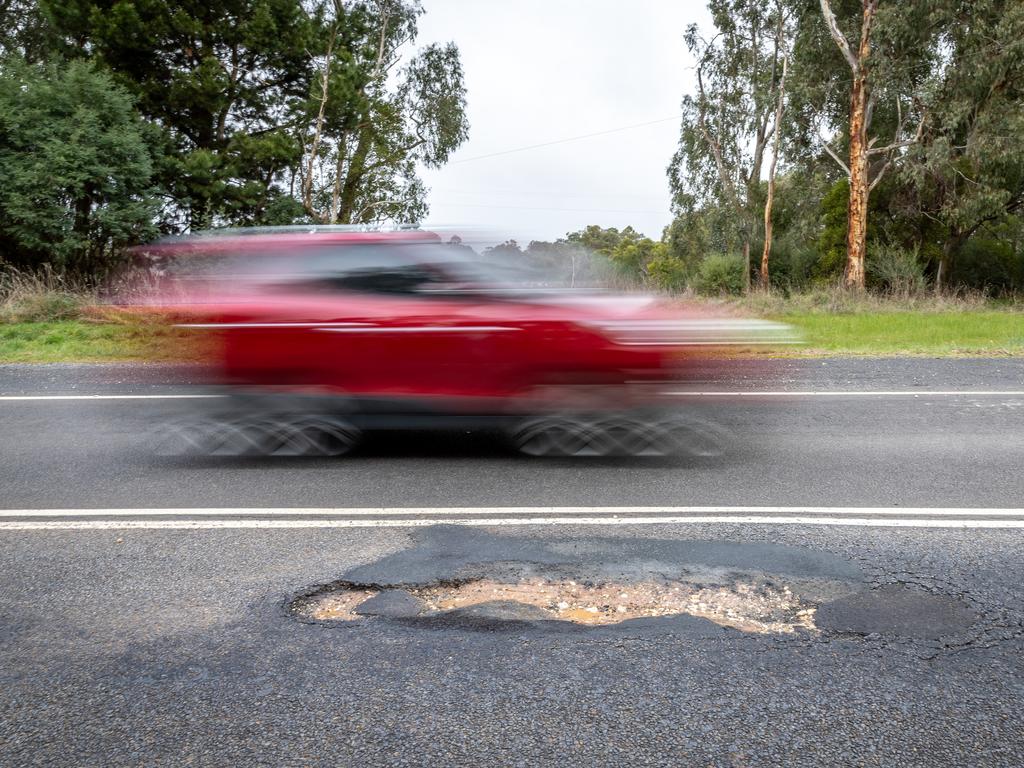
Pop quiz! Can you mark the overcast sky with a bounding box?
[415,0,712,244]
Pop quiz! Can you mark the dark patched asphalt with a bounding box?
[1,359,1023,766]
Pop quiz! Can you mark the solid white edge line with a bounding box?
[666,391,1024,397]
[2,516,1024,530]
[2,506,1023,518]
[0,394,223,401]
[2,390,1023,401]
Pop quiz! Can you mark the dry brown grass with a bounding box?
[0,265,96,323]
[727,283,1012,315]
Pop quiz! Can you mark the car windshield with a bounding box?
[184,241,546,292]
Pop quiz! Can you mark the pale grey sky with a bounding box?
[415,0,711,244]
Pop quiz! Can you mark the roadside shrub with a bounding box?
[867,243,928,296]
[813,179,848,281]
[952,237,1024,293]
[764,236,818,291]
[696,253,745,295]
[0,57,158,275]
[0,266,93,322]
[646,254,688,292]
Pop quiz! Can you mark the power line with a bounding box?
[450,115,681,164]
[432,202,668,214]
[432,187,668,201]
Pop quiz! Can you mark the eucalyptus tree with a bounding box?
[759,13,793,288]
[295,0,468,225]
[792,0,936,288]
[668,0,793,292]
[900,0,1024,290]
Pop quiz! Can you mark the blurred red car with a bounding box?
[133,227,790,456]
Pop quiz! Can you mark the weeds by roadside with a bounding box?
[0,266,96,323]
[1,265,1022,361]
[0,265,207,362]
[726,283,1017,315]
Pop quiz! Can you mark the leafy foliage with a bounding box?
[0,57,158,273]
[696,254,746,295]
[296,2,468,224]
[866,243,928,295]
[668,0,793,259]
[664,0,1024,296]
[0,0,467,272]
[42,0,317,229]
[646,255,688,292]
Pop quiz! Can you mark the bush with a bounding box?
[0,57,158,275]
[867,243,928,295]
[647,255,688,292]
[952,236,1024,293]
[696,254,745,295]
[814,179,849,280]
[762,236,819,291]
[0,266,93,322]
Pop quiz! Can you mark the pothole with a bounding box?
[292,577,818,634]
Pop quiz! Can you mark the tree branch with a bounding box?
[372,5,391,79]
[694,63,739,210]
[821,140,851,177]
[820,0,858,72]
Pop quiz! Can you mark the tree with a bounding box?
[483,239,524,259]
[808,0,930,288]
[523,240,593,287]
[668,0,793,292]
[565,225,643,257]
[296,0,468,225]
[608,237,667,280]
[760,49,789,287]
[0,58,158,273]
[900,0,1024,291]
[0,0,55,62]
[43,0,317,229]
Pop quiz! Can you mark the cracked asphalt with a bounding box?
[1,359,1023,767]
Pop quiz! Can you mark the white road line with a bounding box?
[2,506,1023,518]
[2,516,1024,530]
[667,390,1024,397]
[0,394,222,401]
[1,390,1023,402]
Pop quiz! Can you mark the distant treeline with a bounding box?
[0,0,467,275]
[1,0,1021,295]
[665,0,1024,294]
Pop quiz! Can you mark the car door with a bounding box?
[307,243,520,402]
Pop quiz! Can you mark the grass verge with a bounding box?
[778,311,1024,356]
[1,312,1021,362]
[0,321,205,363]
[2,271,1023,361]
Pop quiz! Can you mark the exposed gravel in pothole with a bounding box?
[294,577,817,634]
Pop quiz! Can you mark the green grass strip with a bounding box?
[779,312,1024,356]
[1,313,1022,362]
[0,321,201,363]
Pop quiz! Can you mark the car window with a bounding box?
[184,241,522,296]
[222,245,448,296]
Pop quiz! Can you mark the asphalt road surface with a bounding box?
[1,359,1023,767]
